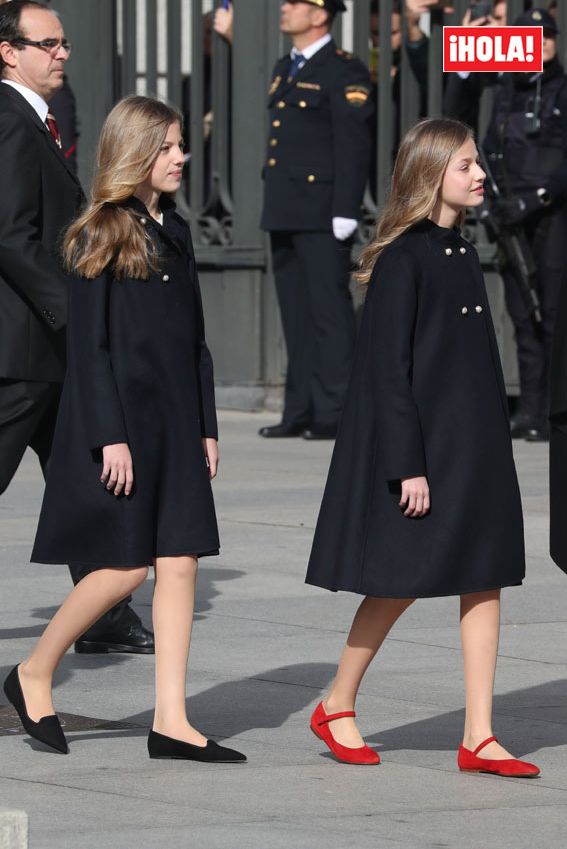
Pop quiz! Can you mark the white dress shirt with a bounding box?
[290,32,332,68]
[1,79,49,124]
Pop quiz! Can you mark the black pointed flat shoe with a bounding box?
[3,665,68,754]
[147,729,246,763]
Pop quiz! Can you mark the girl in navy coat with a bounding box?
[306,118,540,777]
[3,96,245,764]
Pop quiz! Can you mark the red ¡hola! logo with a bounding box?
[443,27,543,73]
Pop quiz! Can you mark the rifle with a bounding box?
[478,148,542,325]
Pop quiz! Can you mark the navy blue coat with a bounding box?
[306,219,525,598]
[261,40,374,232]
[31,198,219,567]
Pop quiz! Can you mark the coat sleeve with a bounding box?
[329,58,374,221]
[67,271,129,450]
[183,222,218,440]
[369,248,426,481]
[0,110,68,332]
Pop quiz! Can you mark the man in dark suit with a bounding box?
[0,0,153,653]
[260,0,374,440]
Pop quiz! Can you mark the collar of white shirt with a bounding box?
[1,79,49,124]
[291,33,332,64]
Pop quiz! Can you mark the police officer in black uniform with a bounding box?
[259,0,374,440]
[483,8,567,441]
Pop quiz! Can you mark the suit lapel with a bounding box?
[41,121,82,188]
[1,84,81,188]
[292,40,335,87]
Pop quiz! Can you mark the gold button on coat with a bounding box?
[268,158,276,166]
[270,139,277,147]
[299,100,307,108]
[277,101,285,109]
[308,174,315,183]
[272,120,281,127]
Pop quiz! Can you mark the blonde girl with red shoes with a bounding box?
[305,118,540,778]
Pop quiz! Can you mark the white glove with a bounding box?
[332,217,358,241]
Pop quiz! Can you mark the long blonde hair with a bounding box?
[64,96,183,280]
[356,118,474,285]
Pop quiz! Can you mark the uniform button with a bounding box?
[461,307,468,315]
[270,138,277,147]
[299,100,307,108]
[162,274,170,282]
[460,246,466,254]
[277,100,285,109]
[307,175,315,183]
[272,120,281,128]
[475,305,483,313]
[445,248,452,256]
[268,158,277,166]
[140,217,147,225]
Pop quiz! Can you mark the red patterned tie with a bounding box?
[46,112,62,149]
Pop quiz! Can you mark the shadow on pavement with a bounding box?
[366,678,567,757]
[28,662,337,747]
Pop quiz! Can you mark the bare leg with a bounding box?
[152,555,206,746]
[324,596,415,747]
[460,589,515,759]
[19,566,149,721]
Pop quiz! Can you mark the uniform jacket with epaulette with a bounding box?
[260,40,374,232]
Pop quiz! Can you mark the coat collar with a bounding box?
[123,193,177,219]
[410,218,463,246]
[121,194,186,255]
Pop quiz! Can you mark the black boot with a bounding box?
[525,420,550,442]
[510,411,537,439]
[258,421,308,438]
[75,606,154,654]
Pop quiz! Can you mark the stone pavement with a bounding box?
[0,411,566,849]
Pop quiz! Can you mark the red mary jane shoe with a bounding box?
[458,736,540,778]
[310,701,380,765]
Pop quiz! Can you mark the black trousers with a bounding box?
[502,205,567,421]
[0,379,130,630]
[270,231,356,427]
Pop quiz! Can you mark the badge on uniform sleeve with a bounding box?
[269,75,282,96]
[345,85,370,107]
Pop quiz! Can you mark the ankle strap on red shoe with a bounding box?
[317,710,356,726]
[473,736,497,756]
